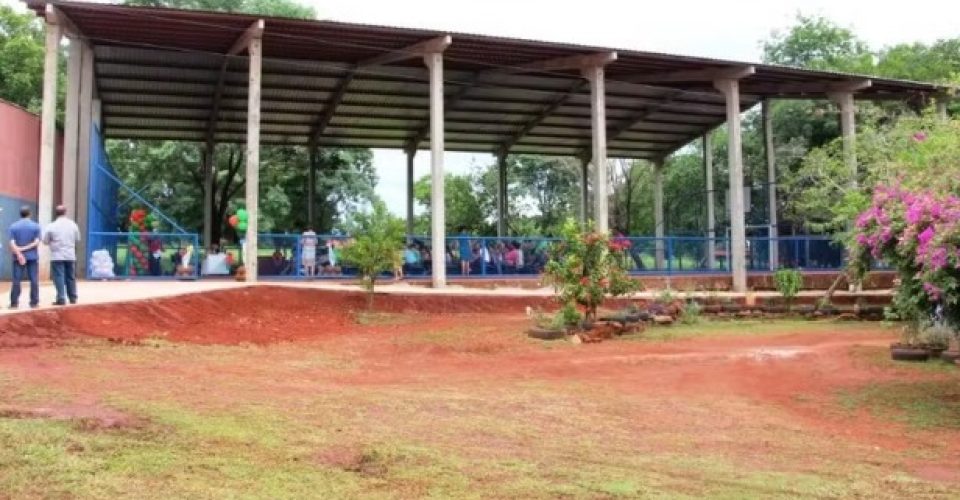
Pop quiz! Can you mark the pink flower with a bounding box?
[918,227,936,246]
[906,203,924,224]
[923,282,942,301]
[912,131,928,142]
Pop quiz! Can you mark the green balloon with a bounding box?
[236,208,249,222]
[237,222,248,232]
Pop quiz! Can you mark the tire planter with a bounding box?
[926,346,947,358]
[940,350,960,363]
[527,327,567,340]
[890,345,930,362]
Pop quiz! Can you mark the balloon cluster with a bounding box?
[228,207,249,234]
[127,209,156,276]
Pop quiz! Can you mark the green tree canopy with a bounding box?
[0,5,45,111]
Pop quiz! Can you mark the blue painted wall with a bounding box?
[0,194,38,280]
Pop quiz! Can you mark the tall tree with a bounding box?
[0,6,46,111]
[762,14,874,73]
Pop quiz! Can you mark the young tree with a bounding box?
[544,219,639,323]
[340,200,405,310]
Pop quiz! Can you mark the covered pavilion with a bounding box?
[26,0,951,290]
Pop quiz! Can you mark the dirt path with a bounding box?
[1,286,958,494]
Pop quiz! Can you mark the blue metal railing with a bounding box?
[191,233,854,280]
[86,232,200,279]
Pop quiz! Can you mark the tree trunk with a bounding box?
[816,272,847,311]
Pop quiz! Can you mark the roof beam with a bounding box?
[308,71,357,147]
[403,52,612,151]
[227,19,265,56]
[357,35,451,68]
[623,65,755,84]
[404,74,484,152]
[314,36,451,146]
[496,80,586,156]
[573,89,686,158]
[500,51,617,75]
[737,79,872,96]
[45,5,84,38]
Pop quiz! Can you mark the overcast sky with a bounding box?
[302,0,959,215]
[5,0,958,215]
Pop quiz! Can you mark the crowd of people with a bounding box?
[400,228,551,277]
[7,205,80,309]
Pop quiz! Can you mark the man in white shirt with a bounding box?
[42,205,81,306]
[301,228,318,278]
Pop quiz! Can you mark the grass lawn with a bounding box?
[0,313,957,498]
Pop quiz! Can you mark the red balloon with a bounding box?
[228,215,239,228]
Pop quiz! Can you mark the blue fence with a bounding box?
[86,126,196,280]
[87,232,200,279]
[194,233,847,280]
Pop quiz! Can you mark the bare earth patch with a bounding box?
[0,287,957,498]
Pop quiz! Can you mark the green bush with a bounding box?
[543,219,640,323]
[774,268,803,310]
[340,200,405,310]
[680,301,702,325]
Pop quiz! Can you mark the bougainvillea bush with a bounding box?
[850,183,960,340]
[543,219,640,324]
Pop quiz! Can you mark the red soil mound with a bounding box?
[0,287,555,346]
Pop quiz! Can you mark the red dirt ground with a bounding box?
[1,286,958,490]
[0,287,557,347]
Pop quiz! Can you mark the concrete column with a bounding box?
[202,139,216,249]
[936,97,949,122]
[580,157,589,224]
[38,19,62,280]
[62,38,82,215]
[714,78,747,292]
[92,98,102,127]
[584,66,608,233]
[762,100,778,271]
[704,134,716,270]
[829,92,857,188]
[243,36,263,282]
[76,42,95,276]
[425,51,446,287]
[653,160,665,269]
[497,154,507,237]
[405,148,415,240]
[307,145,317,228]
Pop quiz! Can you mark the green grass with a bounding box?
[621,319,882,343]
[839,379,960,429]
[0,320,953,499]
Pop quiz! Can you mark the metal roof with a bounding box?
[28,0,950,158]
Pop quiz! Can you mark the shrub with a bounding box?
[850,183,960,344]
[340,201,405,310]
[680,301,702,325]
[543,219,640,323]
[774,268,803,310]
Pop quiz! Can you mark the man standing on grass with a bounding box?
[43,205,81,306]
[8,205,42,309]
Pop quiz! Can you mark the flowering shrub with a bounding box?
[543,219,640,322]
[850,183,960,338]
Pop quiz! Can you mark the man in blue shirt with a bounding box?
[8,205,42,309]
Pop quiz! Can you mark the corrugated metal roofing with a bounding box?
[27,0,950,157]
